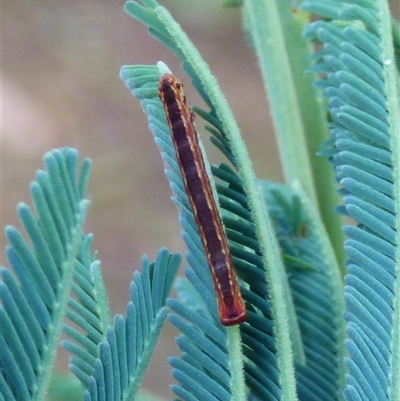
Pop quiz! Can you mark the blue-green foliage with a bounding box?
[261,182,342,401]
[120,65,232,400]
[121,64,276,399]
[71,248,181,401]
[0,146,181,401]
[393,19,400,70]
[0,148,91,401]
[211,164,280,401]
[120,61,345,400]
[3,2,397,401]
[303,1,397,399]
[201,95,343,400]
[194,53,345,395]
[61,240,111,387]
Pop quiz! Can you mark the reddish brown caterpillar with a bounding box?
[158,73,246,326]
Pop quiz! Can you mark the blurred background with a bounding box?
[3,0,398,399]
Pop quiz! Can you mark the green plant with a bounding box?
[1,1,399,400]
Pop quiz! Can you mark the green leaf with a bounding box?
[120,7,299,396]
[261,180,346,400]
[242,0,346,267]
[61,240,111,388]
[0,148,91,401]
[120,64,249,400]
[303,0,400,399]
[72,248,181,401]
[194,98,345,398]
[120,62,345,401]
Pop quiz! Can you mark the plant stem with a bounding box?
[227,326,247,401]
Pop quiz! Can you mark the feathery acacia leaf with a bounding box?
[192,84,346,399]
[120,64,236,399]
[61,240,111,388]
[303,0,399,399]
[6,2,400,401]
[120,62,346,400]
[261,181,345,400]
[120,2,399,400]
[68,248,181,401]
[0,148,91,401]
[210,127,345,399]
[119,8,303,398]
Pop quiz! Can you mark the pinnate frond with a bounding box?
[61,239,111,388]
[194,90,346,399]
[120,62,347,400]
[66,248,181,401]
[303,0,400,399]
[0,148,91,401]
[120,65,234,399]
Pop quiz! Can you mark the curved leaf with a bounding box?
[120,62,348,401]
[120,5,299,396]
[120,64,245,400]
